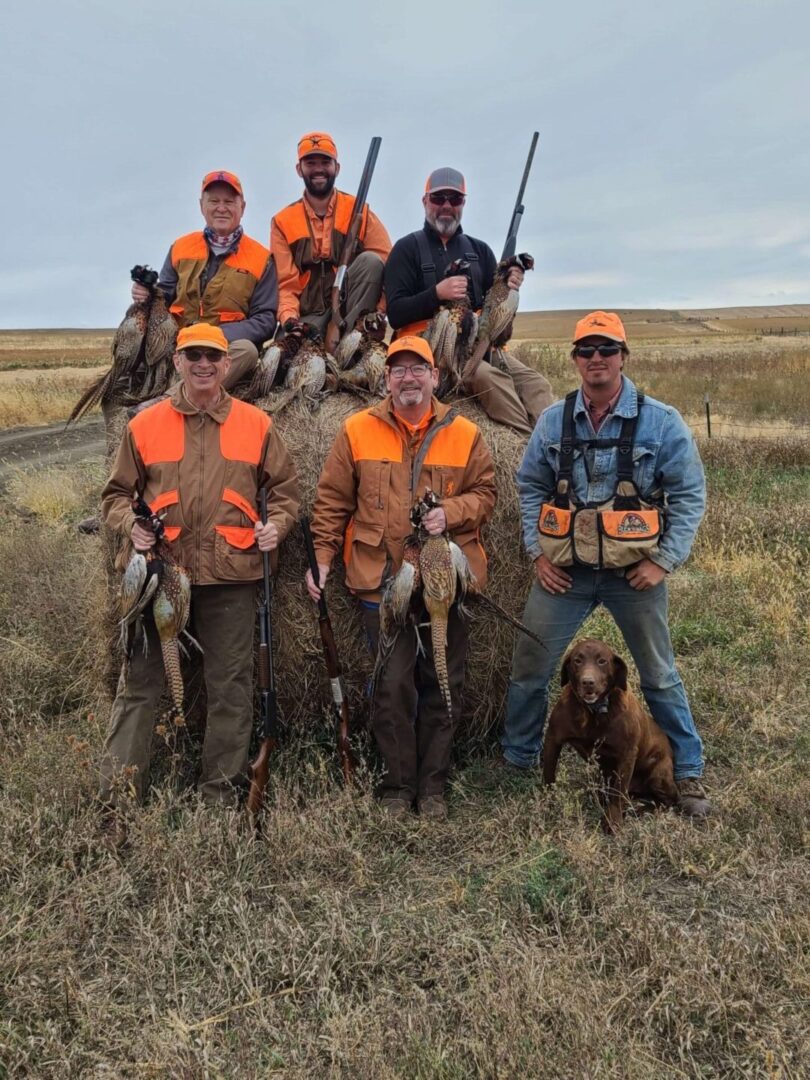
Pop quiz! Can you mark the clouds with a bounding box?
[2,0,809,327]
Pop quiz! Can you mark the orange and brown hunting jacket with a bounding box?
[312,396,497,600]
[168,230,271,330]
[101,385,300,585]
[271,190,391,323]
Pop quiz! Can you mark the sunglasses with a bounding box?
[182,347,227,362]
[574,344,623,359]
[428,191,465,207]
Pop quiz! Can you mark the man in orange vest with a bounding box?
[384,167,553,436]
[98,323,299,824]
[131,171,277,390]
[306,336,496,820]
[270,132,391,340]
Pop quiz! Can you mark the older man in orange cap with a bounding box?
[306,335,496,820]
[98,321,299,829]
[270,132,391,341]
[131,170,277,389]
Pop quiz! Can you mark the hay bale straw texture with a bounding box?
[271,392,532,752]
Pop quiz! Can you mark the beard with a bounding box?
[425,207,461,238]
[303,172,337,198]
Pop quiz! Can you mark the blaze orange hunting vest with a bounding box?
[169,231,269,327]
[273,192,369,317]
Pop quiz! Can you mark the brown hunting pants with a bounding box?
[466,348,554,436]
[98,582,256,807]
[362,604,468,803]
[303,251,386,336]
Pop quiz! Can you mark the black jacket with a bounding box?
[384,223,498,330]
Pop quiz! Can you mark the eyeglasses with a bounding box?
[428,191,465,207]
[388,363,432,379]
[574,344,623,359]
[182,348,227,362]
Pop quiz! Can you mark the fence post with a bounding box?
[704,393,712,438]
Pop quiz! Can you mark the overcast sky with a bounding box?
[3,0,809,328]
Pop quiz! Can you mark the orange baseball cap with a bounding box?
[386,335,435,367]
[297,131,338,160]
[176,323,229,352]
[201,170,244,197]
[573,311,627,344]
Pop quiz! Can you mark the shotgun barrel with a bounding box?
[501,131,539,261]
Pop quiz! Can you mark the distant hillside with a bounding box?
[513,304,810,341]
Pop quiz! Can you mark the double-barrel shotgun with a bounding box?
[501,131,539,261]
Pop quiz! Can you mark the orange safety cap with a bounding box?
[297,131,338,161]
[386,335,435,367]
[573,311,627,344]
[176,323,229,352]
[201,170,244,197]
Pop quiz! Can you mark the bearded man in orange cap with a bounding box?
[305,336,496,821]
[270,132,391,340]
[131,171,277,389]
[98,322,299,826]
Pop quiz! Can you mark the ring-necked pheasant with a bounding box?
[462,253,534,385]
[337,312,388,396]
[68,266,177,424]
[119,495,196,726]
[422,259,478,397]
[375,489,544,718]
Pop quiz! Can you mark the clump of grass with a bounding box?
[7,463,105,523]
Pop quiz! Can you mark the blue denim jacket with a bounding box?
[518,376,706,572]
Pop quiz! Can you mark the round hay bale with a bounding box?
[271,393,533,754]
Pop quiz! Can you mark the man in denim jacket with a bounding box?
[501,312,711,818]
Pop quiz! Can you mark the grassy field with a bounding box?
[0,323,808,1077]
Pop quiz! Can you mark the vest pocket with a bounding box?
[538,503,574,566]
[213,527,263,581]
[344,519,386,593]
[598,507,662,568]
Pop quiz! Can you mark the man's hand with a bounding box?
[506,267,524,291]
[254,520,279,552]
[131,521,157,552]
[625,559,667,591]
[435,276,469,302]
[535,554,572,594]
[131,282,151,304]
[306,564,330,602]
[422,508,447,536]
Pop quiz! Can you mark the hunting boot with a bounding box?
[380,798,412,820]
[676,778,712,820]
[417,795,448,821]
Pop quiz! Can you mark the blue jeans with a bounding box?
[501,569,704,779]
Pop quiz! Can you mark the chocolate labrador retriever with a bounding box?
[543,638,678,832]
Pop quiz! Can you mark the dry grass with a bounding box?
[0,367,107,428]
[0,345,809,1077]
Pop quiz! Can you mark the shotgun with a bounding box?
[324,136,382,356]
[501,131,539,261]
[246,489,279,817]
[301,515,354,784]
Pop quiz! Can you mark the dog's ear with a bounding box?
[612,654,628,690]
[560,655,571,686]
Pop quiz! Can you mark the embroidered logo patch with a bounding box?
[542,508,562,533]
[617,512,651,535]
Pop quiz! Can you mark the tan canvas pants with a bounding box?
[303,251,385,335]
[98,582,256,807]
[465,348,554,436]
[222,339,259,390]
[362,604,467,802]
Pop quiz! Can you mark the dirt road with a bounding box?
[0,416,105,486]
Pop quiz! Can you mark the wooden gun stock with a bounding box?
[324,136,382,356]
[301,515,355,784]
